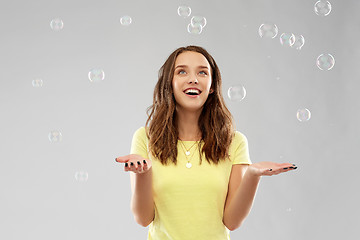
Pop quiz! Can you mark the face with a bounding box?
[172,51,214,112]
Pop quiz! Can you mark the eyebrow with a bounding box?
[175,65,209,70]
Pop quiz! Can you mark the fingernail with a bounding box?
[293,164,296,166]
[125,162,128,167]
[143,160,147,164]
[269,169,272,171]
[289,166,294,169]
[115,158,117,162]
[137,161,141,165]
[293,167,297,169]
[283,167,288,170]
[130,162,134,166]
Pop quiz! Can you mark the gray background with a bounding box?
[1,0,359,239]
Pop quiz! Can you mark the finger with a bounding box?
[143,160,148,171]
[131,161,141,173]
[129,161,136,171]
[115,155,130,163]
[280,163,296,168]
[136,161,143,173]
[261,169,273,176]
[124,162,129,171]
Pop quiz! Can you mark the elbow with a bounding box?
[224,220,243,232]
[135,216,154,227]
[227,223,242,232]
[132,209,155,227]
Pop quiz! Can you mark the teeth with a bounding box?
[185,89,200,94]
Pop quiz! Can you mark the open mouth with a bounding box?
[185,92,200,96]
[183,90,202,96]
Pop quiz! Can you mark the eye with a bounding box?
[178,70,186,74]
[199,71,207,75]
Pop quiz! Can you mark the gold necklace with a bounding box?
[178,139,198,168]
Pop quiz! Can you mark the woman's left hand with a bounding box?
[247,161,297,177]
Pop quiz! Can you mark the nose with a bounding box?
[188,73,199,84]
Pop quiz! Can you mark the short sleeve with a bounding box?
[130,127,149,160]
[232,131,252,165]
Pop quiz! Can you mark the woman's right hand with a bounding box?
[115,154,152,174]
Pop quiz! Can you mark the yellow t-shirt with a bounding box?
[130,126,252,240]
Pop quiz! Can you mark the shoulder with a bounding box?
[232,130,248,145]
[134,126,147,136]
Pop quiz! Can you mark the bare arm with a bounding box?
[223,170,261,231]
[130,168,154,227]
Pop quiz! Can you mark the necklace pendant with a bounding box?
[186,162,192,168]
[185,151,190,156]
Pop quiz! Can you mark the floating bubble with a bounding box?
[50,18,64,31]
[316,54,335,70]
[314,0,332,16]
[48,130,62,142]
[286,207,292,212]
[88,68,105,82]
[120,16,132,26]
[177,6,191,18]
[292,35,305,50]
[227,84,246,102]
[296,108,311,122]
[259,23,278,38]
[279,33,295,47]
[75,170,89,182]
[191,16,206,28]
[32,78,43,87]
[187,23,202,34]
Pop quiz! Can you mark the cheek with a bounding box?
[172,79,181,91]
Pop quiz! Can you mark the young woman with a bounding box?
[115,45,297,240]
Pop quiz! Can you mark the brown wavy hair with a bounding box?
[145,45,236,166]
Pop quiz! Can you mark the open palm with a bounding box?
[248,161,297,176]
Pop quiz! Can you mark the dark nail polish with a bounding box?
[143,160,147,164]
[125,162,128,167]
[269,169,272,171]
[293,167,297,169]
[137,161,141,165]
[293,164,296,166]
[289,166,294,169]
[283,167,288,170]
[115,158,117,162]
[130,162,134,166]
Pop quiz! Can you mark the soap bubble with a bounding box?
[120,16,132,26]
[48,130,62,143]
[296,108,311,122]
[279,33,295,47]
[316,54,335,70]
[32,78,43,87]
[191,16,207,28]
[314,0,332,16]
[259,23,278,38]
[292,35,305,50]
[227,84,246,102]
[178,6,191,18]
[88,68,105,82]
[50,18,64,31]
[187,23,202,34]
[75,170,89,182]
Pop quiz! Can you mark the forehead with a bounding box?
[175,51,210,67]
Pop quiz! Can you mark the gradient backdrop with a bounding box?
[1,0,359,240]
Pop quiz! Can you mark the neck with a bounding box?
[175,107,202,141]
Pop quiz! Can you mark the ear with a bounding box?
[210,89,214,94]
